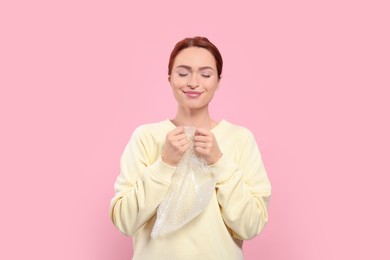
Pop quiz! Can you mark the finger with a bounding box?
[178,142,191,153]
[168,131,186,142]
[195,128,210,136]
[175,133,189,142]
[182,142,191,150]
[194,135,209,143]
[169,126,185,135]
[194,141,209,149]
[194,146,207,155]
[178,138,190,146]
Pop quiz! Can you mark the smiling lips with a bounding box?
[183,90,203,98]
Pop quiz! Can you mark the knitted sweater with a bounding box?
[110,119,271,260]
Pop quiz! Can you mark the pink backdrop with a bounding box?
[1,0,389,259]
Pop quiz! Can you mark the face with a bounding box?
[169,47,220,111]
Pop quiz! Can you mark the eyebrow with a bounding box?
[176,65,214,71]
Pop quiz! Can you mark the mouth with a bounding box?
[182,90,203,98]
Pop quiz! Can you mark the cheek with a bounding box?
[170,77,186,89]
[204,80,219,91]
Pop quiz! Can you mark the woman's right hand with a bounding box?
[161,126,190,166]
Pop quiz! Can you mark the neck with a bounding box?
[172,106,216,129]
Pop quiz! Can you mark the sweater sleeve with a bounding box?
[109,127,176,236]
[210,131,271,240]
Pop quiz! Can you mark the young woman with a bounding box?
[110,37,271,259]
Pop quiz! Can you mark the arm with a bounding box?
[109,127,176,236]
[210,132,271,240]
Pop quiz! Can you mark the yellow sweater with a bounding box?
[110,119,271,260]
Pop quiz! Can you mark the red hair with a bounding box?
[168,36,223,80]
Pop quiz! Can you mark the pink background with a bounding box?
[1,0,389,259]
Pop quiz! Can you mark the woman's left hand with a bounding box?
[194,128,222,165]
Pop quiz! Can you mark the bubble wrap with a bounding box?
[151,127,216,239]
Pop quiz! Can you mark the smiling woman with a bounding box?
[109,36,271,260]
[169,47,220,123]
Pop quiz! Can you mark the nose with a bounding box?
[187,82,199,89]
[187,75,199,89]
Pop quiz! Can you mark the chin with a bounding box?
[181,103,210,111]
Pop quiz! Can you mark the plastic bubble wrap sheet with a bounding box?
[151,127,216,239]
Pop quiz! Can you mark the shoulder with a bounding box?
[133,121,164,134]
[217,120,255,140]
[215,120,261,161]
[131,119,173,140]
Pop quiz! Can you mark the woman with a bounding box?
[110,36,271,259]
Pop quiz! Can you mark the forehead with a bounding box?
[173,47,217,68]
